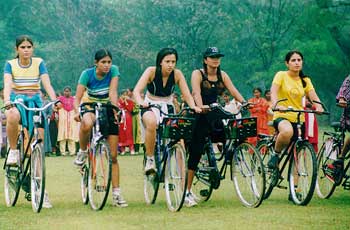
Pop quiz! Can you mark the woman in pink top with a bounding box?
[57,86,79,156]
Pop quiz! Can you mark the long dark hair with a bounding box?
[95,49,112,62]
[285,50,307,88]
[15,35,34,58]
[155,48,178,77]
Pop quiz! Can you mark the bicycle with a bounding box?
[78,102,119,211]
[3,99,58,213]
[191,103,265,208]
[316,103,350,199]
[256,99,329,205]
[143,104,193,212]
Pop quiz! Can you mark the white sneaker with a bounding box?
[74,149,88,166]
[112,193,128,207]
[184,192,198,207]
[190,191,201,203]
[6,149,19,166]
[42,192,53,209]
[144,158,157,175]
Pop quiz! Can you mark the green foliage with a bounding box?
[0,0,349,102]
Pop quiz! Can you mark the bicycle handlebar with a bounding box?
[272,99,330,115]
[80,102,120,112]
[144,103,195,117]
[6,99,60,112]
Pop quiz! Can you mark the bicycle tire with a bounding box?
[31,143,45,213]
[88,139,112,211]
[191,143,214,202]
[143,155,160,205]
[316,139,337,199]
[164,143,187,212]
[288,141,317,205]
[231,142,265,208]
[81,164,89,204]
[256,140,278,200]
[4,135,23,207]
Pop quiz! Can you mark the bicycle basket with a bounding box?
[224,117,257,139]
[161,117,194,140]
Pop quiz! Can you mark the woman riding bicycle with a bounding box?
[267,50,324,169]
[133,48,201,175]
[186,47,246,207]
[73,49,128,207]
[3,35,58,208]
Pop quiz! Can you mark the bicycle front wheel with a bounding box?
[81,164,89,204]
[256,140,278,200]
[88,140,112,211]
[143,156,160,205]
[164,143,187,212]
[316,139,337,199]
[31,143,45,213]
[191,144,214,202]
[288,141,317,205]
[231,142,265,208]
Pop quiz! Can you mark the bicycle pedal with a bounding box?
[342,176,350,190]
[25,192,31,201]
[277,185,288,190]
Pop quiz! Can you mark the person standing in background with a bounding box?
[57,86,79,156]
[248,87,269,145]
[118,89,135,155]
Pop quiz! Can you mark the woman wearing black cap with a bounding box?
[185,47,247,207]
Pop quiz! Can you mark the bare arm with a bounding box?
[3,73,13,103]
[270,83,280,107]
[74,84,86,113]
[109,77,119,106]
[191,70,204,107]
[41,74,57,101]
[221,71,245,103]
[307,89,323,112]
[133,67,154,107]
[175,69,197,109]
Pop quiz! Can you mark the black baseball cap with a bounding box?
[203,47,224,58]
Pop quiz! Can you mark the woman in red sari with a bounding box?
[248,87,269,145]
[118,90,135,155]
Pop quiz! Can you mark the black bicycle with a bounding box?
[78,102,119,211]
[316,103,350,199]
[257,99,329,205]
[143,104,193,212]
[191,103,265,208]
[3,99,58,213]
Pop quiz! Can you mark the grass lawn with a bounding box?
[0,154,349,230]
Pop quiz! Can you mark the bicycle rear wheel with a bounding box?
[81,164,89,204]
[31,143,45,213]
[143,155,160,205]
[316,139,337,199]
[4,134,24,207]
[164,143,187,212]
[191,144,213,202]
[231,142,265,208]
[288,141,317,205]
[256,140,278,200]
[88,140,112,210]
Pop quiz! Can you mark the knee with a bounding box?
[5,109,20,124]
[111,156,118,164]
[80,119,93,132]
[279,129,293,140]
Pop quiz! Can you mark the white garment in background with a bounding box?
[224,99,242,119]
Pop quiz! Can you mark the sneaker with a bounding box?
[74,149,88,166]
[144,158,157,175]
[112,193,128,207]
[190,191,201,203]
[267,153,279,169]
[184,192,198,207]
[6,149,19,166]
[42,192,53,209]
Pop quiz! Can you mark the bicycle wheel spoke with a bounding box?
[31,143,45,213]
[88,141,111,210]
[232,142,265,208]
[165,143,187,212]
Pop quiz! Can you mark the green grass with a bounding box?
[0,155,349,230]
